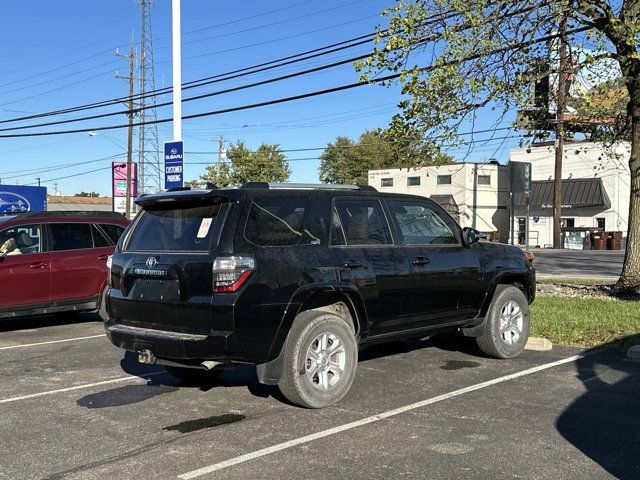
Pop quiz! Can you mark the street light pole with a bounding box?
[172,0,182,142]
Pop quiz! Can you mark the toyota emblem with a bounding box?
[146,257,158,268]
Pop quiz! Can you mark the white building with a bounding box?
[511,142,630,248]
[368,141,631,248]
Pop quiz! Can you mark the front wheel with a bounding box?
[476,285,531,359]
[278,311,358,408]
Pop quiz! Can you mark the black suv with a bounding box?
[106,183,535,408]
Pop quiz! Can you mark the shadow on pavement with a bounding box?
[0,312,99,333]
[117,350,285,403]
[556,340,640,479]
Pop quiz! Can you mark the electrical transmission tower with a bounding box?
[137,0,161,194]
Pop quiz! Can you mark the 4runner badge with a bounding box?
[145,257,158,268]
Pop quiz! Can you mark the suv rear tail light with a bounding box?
[524,251,534,263]
[213,256,255,293]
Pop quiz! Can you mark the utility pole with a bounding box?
[116,45,136,220]
[553,6,569,249]
[216,136,224,184]
[35,177,41,187]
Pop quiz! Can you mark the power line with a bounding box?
[0,31,377,125]
[0,51,374,133]
[0,5,463,125]
[0,3,545,132]
[0,26,589,139]
[8,132,522,179]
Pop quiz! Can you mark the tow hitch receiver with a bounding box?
[138,349,156,364]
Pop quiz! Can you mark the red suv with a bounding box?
[0,211,128,320]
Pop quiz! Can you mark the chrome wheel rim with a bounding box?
[499,300,524,345]
[305,332,346,391]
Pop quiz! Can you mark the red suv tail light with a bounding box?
[106,255,113,287]
[212,256,255,293]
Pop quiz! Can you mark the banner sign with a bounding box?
[112,162,137,215]
[0,185,47,213]
[164,141,184,190]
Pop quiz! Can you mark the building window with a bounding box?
[437,175,452,185]
[477,175,491,185]
[596,218,605,230]
[562,218,575,228]
[407,176,420,186]
[381,178,393,187]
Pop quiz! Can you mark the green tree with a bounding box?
[358,0,640,293]
[74,191,100,197]
[199,141,291,188]
[319,129,451,184]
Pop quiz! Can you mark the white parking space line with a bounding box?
[178,354,587,480]
[0,371,164,405]
[0,334,105,351]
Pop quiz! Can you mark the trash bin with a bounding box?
[593,237,607,250]
[607,237,621,250]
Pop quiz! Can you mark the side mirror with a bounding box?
[462,227,482,246]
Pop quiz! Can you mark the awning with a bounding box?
[430,194,460,219]
[514,178,611,209]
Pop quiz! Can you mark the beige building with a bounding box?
[368,162,511,242]
[368,141,631,248]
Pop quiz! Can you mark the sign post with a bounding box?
[164,141,184,190]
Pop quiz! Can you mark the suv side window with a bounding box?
[332,198,392,246]
[50,223,93,251]
[244,196,314,247]
[388,199,458,245]
[0,224,43,256]
[91,224,111,247]
[99,224,125,245]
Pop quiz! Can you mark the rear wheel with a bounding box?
[278,310,358,409]
[476,284,530,359]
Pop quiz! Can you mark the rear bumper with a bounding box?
[105,320,233,361]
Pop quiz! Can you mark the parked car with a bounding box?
[105,183,535,408]
[0,211,128,320]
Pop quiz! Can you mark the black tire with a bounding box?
[278,310,358,409]
[98,285,109,322]
[476,284,531,359]
[165,365,222,384]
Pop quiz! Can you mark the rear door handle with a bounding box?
[29,262,47,269]
[344,260,364,269]
[411,257,430,266]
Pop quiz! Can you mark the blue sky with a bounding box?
[0,0,519,196]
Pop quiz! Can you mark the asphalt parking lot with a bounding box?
[531,249,624,278]
[1,314,638,480]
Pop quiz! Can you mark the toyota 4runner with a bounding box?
[105,183,535,408]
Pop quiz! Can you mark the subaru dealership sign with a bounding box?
[0,185,47,213]
[164,140,184,190]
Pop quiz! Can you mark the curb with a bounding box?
[626,345,640,362]
[525,337,553,351]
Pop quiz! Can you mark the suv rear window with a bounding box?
[126,203,225,252]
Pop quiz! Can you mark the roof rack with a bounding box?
[0,210,126,220]
[241,182,377,192]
